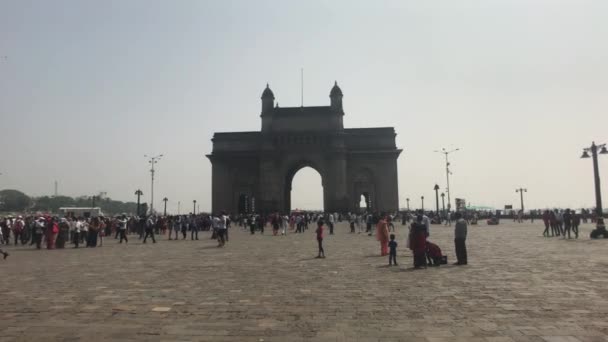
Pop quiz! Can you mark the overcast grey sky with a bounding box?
[1,0,607,213]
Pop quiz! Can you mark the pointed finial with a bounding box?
[266,83,269,88]
[334,80,337,86]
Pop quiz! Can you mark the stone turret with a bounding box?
[261,84,275,131]
[330,81,343,112]
[261,83,274,114]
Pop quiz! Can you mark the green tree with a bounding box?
[31,195,75,212]
[0,189,31,212]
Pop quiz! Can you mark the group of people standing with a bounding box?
[372,210,468,269]
[0,212,234,254]
[542,209,581,239]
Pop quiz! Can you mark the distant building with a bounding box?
[59,207,103,218]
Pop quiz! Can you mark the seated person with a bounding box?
[426,241,444,266]
[487,216,499,225]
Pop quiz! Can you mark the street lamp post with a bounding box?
[434,148,460,213]
[581,142,608,217]
[178,201,181,215]
[406,198,410,211]
[434,184,440,215]
[163,197,168,216]
[516,188,527,213]
[145,154,163,215]
[193,200,197,215]
[421,196,425,211]
[135,189,143,216]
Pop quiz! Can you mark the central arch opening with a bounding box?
[289,166,324,212]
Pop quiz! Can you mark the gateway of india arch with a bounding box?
[207,82,402,214]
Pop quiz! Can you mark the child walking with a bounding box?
[388,234,397,266]
[316,219,325,258]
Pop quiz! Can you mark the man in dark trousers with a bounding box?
[454,212,468,265]
[143,215,156,244]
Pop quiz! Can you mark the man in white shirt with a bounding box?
[118,215,128,244]
[73,218,82,248]
[328,213,335,235]
[215,213,227,247]
[143,215,156,243]
[418,210,431,237]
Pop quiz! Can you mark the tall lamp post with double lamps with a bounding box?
[435,148,460,213]
[581,142,608,237]
[145,154,163,215]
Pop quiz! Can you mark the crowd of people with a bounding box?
[2,206,603,265]
[0,212,233,255]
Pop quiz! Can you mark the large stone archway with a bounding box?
[283,162,324,212]
[207,82,402,214]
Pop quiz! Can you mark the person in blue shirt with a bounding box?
[388,234,398,266]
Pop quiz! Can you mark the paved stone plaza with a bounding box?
[1,221,607,342]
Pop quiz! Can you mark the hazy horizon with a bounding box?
[1,0,607,213]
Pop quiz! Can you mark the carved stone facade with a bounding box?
[207,82,402,214]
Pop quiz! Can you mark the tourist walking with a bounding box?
[542,210,551,237]
[215,212,227,247]
[454,212,468,265]
[169,216,180,240]
[118,215,128,244]
[315,218,325,258]
[143,216,157,243]
[272,214,280,236]
[556,210,564,235]
[281,214,288,235]
[562,209,573,239]
[572,211,580,239]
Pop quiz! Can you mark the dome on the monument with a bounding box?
[261,83,275,99]
[330,81,343,97]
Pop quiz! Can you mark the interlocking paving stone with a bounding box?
[0,221,607,341]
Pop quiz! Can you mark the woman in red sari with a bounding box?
[376,214,390,256]
[409,215,427,269]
